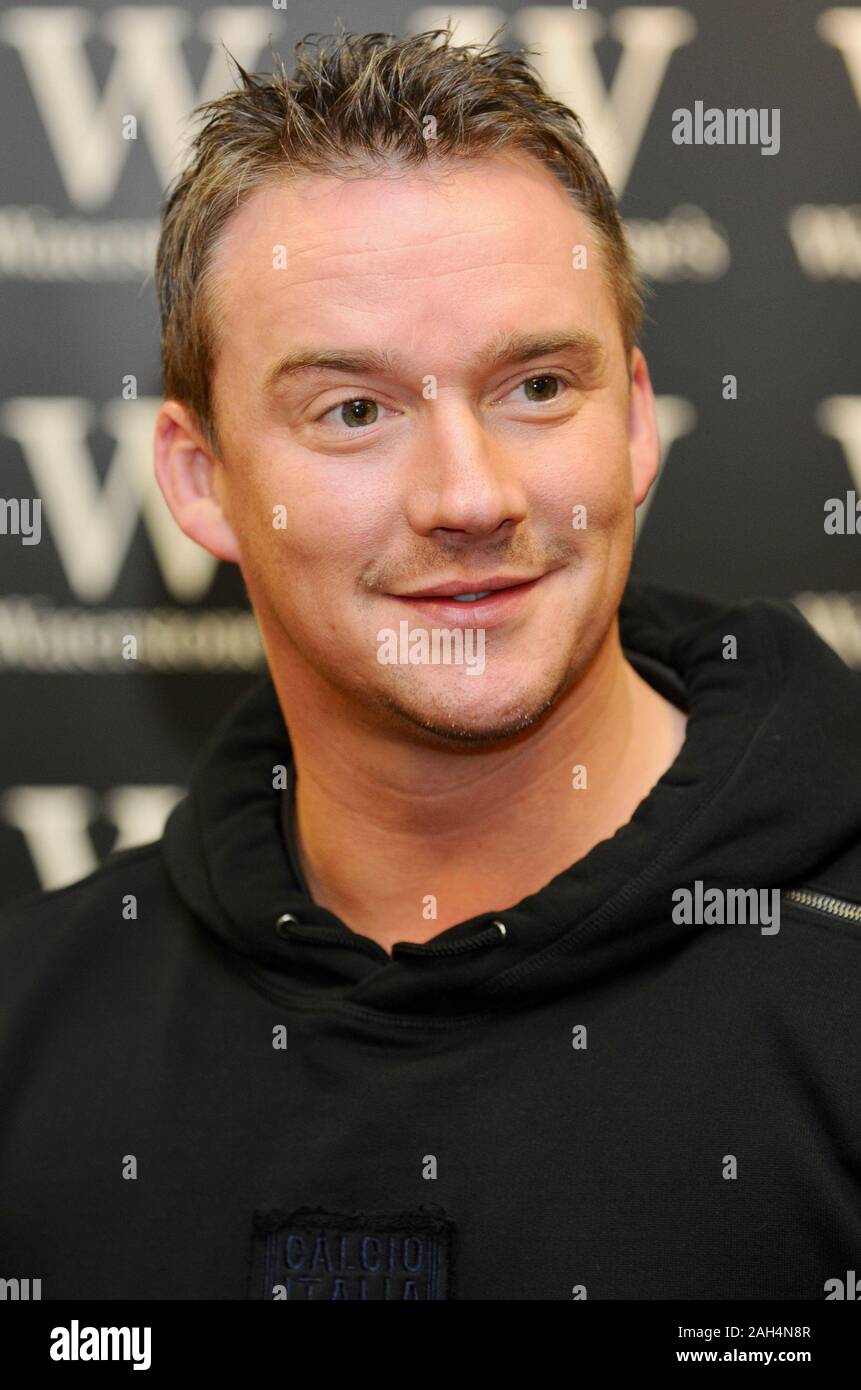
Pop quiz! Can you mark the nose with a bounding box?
[404,399,529,541]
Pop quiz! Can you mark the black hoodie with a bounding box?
[1,576,861,1301]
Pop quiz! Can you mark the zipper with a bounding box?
[782,888,861,924]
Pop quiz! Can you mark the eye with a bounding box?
[318,397,384,430]
[506,373,572,405]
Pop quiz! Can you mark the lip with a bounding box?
[385,574,547,628]
[393,574,544,599]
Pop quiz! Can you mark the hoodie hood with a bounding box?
[161,576,861,1019]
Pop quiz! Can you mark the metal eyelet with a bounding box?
[491,919,507,938]
[275,913,298,937]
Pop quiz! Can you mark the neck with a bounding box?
[271,620,688,955]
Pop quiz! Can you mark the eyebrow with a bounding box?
[262,328,607,394]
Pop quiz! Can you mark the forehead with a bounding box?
[206,151,620,379]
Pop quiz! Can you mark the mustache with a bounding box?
[361,538,575,594]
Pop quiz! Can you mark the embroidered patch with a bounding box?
[248,1204,456,1300]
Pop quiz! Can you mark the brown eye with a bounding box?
[340,399,379,427]
[522,375,561,402]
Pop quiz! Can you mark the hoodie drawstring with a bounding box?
[274,912,508,956]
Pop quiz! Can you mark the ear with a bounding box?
[153,400,241,564]
[627,347,660,509]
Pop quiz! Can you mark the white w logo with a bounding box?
[1,3,698,205]
[0,6,284,210]
[411,5,697,192]
[1,397,216,601]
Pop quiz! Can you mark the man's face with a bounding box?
[200,151,658,742]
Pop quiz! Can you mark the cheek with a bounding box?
[535,415,632,532]
[229,446,395,591]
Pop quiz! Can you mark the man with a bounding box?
[1,26,860,1301]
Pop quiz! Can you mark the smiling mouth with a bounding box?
[382,575,547,627]
[390,575,545,601]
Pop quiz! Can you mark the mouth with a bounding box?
[384,574,547,627]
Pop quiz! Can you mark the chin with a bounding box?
[378,674,569,746]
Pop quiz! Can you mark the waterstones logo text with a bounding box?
[376,621,485,675]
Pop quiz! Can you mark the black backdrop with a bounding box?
[0,0,858,905]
